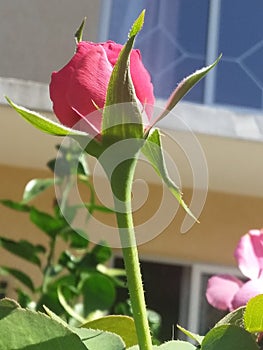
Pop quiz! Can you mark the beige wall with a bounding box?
[0,103,263,295]
[0,161,262,290]
[1,104,263,270]
[0,0,101,83]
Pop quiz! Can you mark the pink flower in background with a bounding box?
[49,41,155,136]
[206,229,263,311]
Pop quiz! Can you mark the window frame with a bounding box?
[187,262,241,334]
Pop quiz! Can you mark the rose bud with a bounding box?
[49,41,154,136]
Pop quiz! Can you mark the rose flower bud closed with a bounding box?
[49,41,155,136]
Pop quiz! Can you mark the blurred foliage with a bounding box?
[0,143,125,324]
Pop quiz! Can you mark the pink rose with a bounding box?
[49,41,154,136]
[206,229,263,311]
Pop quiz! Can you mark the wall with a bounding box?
[0,152,262,290]
[0,0,101,82]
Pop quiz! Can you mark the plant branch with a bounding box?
[42,235,56,294]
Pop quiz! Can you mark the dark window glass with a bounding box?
[114,258,186,342]
[198,273,227,334]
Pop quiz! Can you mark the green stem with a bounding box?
[42,235,56,294]
[110,156,152,350]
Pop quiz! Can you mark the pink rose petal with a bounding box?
[206,274,243,310]
[231,278,263,309]
[235,229,263,280]
[50,40,155,134]
[68,42,112,124]
[50,52,82,128]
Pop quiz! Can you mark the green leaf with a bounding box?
[97,264,126,278]
[37,275,77,315]
[75,17,86,44]
[159,341,197,349]
[58,285,86,323]
[102,12,145,141]
[44,304,126,350]
[66,229,89,249]
[177,324,204,345]
[142,128,197,221]
[97,264,126,288]
[47,157,71,176]
[16,288,33,308]
[91,243,112,264]
[58,250,79,270]
[244,294,263,333]
[0,267,35,291]
[22,178,57,203]
[216,306,245,328]
[43,304,70,326]
[30,207,67,238]
[0,298,88,350]
[74,327,126,350]
[6,97,89,136]
[128,340,197,349]
[200,325,258,350]
[83,315,138,347]
[0,199,31,212]
[82,273,116,316]
[148,55,222,131]
[83,202,115,213]
[0,237,45,266]
[78,152,90,176]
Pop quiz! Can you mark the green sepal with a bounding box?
[6,97,88,137]
[128,10,145,38]
[147,55,222,131]
[75,17,87,45]
[102,11,145,142]
[142,128,198,221]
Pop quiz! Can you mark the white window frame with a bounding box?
[187,262,241,334]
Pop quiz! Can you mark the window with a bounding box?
[187,264,241,335]
[113,257,240,340]
[114,257,190,342]
[101,0,263,111]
